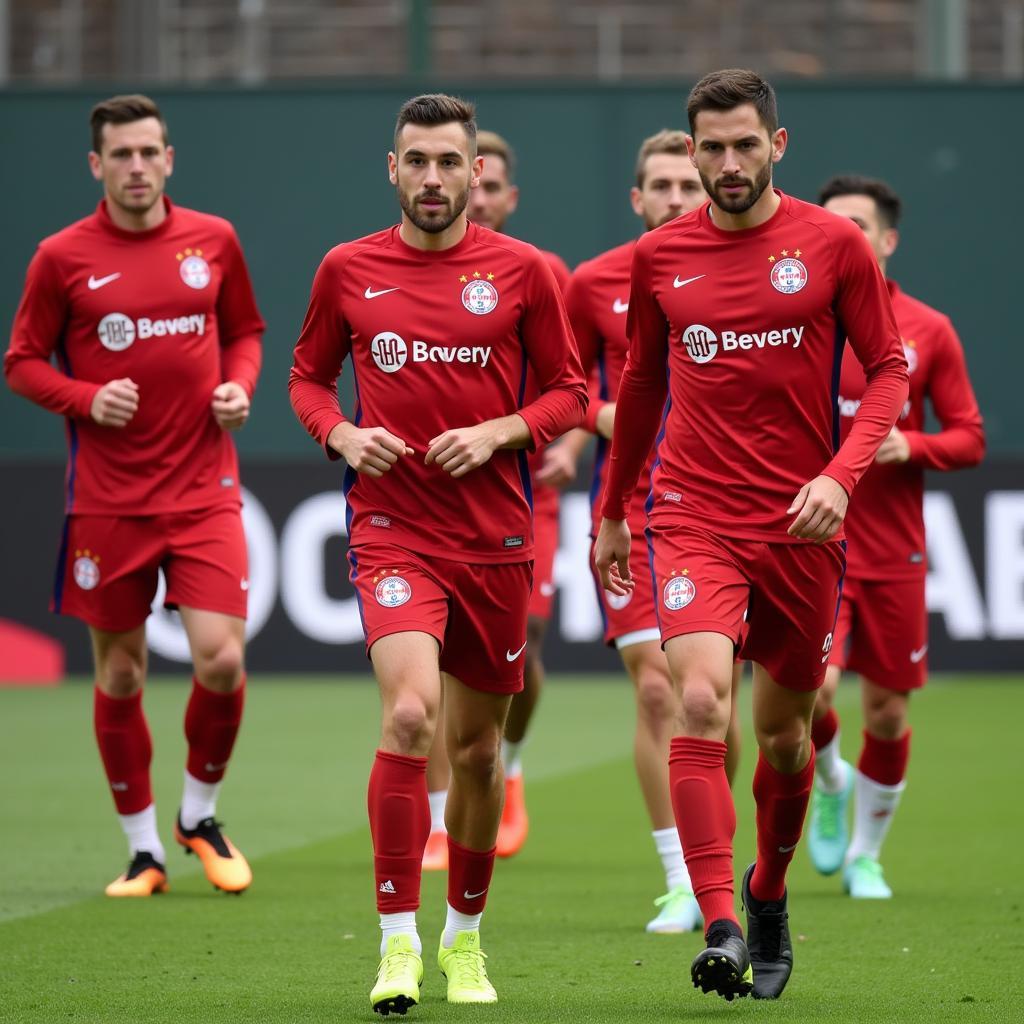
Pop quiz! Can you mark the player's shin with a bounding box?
[847,729,910,863]
[182,676,245,827]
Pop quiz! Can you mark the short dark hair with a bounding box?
[394,93,477,154]
[90,94,167,154]
[476,130,515,181]
[818,174,902,229]
[635,129,689,187]
[686,69,778,136]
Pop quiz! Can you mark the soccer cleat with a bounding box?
[370,934,424,1016]
[495,774,528,858]
[104,851,169,897]
[690,921,753,1002]
[646,884,703,933]
[437,930,497,1004]
[174,814,252,893]
[422,829,449,872]
[807,759,853,875]
[843,855,893,899]
[741,863,794,1000]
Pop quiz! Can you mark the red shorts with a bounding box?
[648,523,846,692]
[828,576,927,691]
[528,489,559,621]
[590,535,660,649]
[53,506,248,633]
[349,542,531,695]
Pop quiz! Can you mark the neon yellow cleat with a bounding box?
[370,934,423,1016]
[437,930,497,1004]
[646,884,704,933]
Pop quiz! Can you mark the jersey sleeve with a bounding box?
[905,318,985,470]
[600,239,669,521]
[288,253,352,459]
[4,246,99,419]
[822,228,909,495]
[515,253,588,448]
[216,227,265,398]
[564,270,608,434]
[543,251,571,294]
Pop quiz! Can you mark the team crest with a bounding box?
[73,549,101,590]
[177,249,211,289]
[460,272,499,315]
[903,340,918,374]
[374,571,412,608]
[663,570,695,611]
[606,589,633,611]
[769,251,808,294]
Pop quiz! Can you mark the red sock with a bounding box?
[811,706,839,750]
[94,686,152,815]
[184,676,246,783]
[447,836,496,914]
[750,750,815,903]
[368,750,430,913]
[669,736,738,928]
[858,729,910,786]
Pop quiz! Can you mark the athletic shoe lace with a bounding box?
[380,950,419,983]
[654,884,693,910]
[816,791,841,840]
[449,947,489,986]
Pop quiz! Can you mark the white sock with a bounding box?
[501,738,525,779]
[652,827,691,891]
[846,771,906,863]
[179,771,221,831]
[815,735,847,793]
[428,789,448,834]
[380,912,420,956]
[119,804,166,865]
[442,903,482,948]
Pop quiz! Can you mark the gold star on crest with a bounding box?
[473,271,482,278]
[768,254,776,263]
[794,249,802,258]
[781,249,789,257]
[487,272,495,281]
[459,275,468,283]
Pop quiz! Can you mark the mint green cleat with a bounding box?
[843,856,893,899]
[807,759,853,876]
[370,934,423,1016]
[438,930,497,1004]
[646,884,703,933]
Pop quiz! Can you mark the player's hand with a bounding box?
[534,443,577,488]
[875,426,911,464]
[90,377,139,428]
[211,381,251,431]
[595,402,616,440]
[425,423,501,478]
[594,517,634,595]
[787,475,849,543]
[328,422,413,477]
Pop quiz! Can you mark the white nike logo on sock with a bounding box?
[777,842,799,853]
[463,888,487,900]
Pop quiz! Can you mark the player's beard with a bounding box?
[701,157,773,215]
[398,181,471,234]
[644,209,680,231]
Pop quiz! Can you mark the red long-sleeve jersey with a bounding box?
[840,280,984,579]
[289,222,587,563]
[601,191,909,541]
[4,199,264,515]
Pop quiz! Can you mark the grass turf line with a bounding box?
[1,676,1022,1022]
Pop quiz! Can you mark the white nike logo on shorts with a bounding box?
[910,645,928,663]
[505,641,527,662]
[88,272,121,290]
[364,286,400,299]
[673,274,706,288]
[612,298,628,313]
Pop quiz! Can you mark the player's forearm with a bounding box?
[517,379,588,449]
[904,423,985,471]
[288,368,346,458]
[4,356,98,419]
[220,334,263,398]
[556,427,593,461]
[583,396,609,434]
[600,372,665,520]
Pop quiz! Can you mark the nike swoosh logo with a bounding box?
[463,889,487,900]
[88,272,121,290]
[364,286,400,299]
[777,842,799,853]
[612,298,628,314]
[673,274,706,289]
[910,645,928,663]
[505,641,527,662]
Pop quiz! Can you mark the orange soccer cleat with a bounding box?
[105,851,169,897]
[495,775,528,858]
[422,829,449,871]
[174,815,252,893]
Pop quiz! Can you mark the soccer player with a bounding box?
[4,95,264,897]
[806,175,985,897]
[422,129,573,871]
[288,94,586,1014]
[567,129,743,934]
[594,69,909,1000]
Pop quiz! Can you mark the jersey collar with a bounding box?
[95,196,176,240]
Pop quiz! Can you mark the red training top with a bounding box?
[289,222,587,563]
[4,198,264,515]
[601,191,909,542]
[840,279,984,579]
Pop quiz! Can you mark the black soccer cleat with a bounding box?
[742,862,794,999]
[690,918,753,1001]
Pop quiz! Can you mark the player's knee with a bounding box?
[758,722,811,772]
[634,666,675,727]
[449,731,501,780]
[678,678,728,734]
[866,697,907,740]
[98,653,144,698]
[385,699,435,754]
[195,637,245,691]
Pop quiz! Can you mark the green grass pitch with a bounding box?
[2,674,1022,1022]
